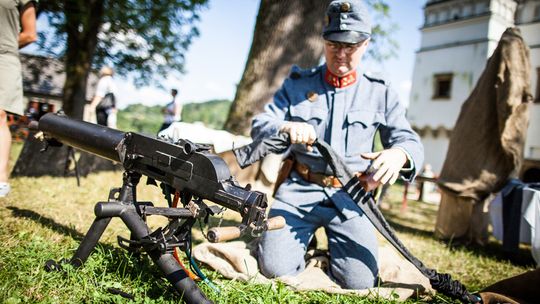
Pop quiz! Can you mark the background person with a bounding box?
[252,0,423,289]
[0,0,37,197]
[89,66,117,127]
[159,88,182,132]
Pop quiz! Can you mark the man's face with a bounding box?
[324,38,370,77]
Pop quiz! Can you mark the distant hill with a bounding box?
[182,99,232,129]
[117,99,232,135]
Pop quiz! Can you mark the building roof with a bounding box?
[425,0,454,7]
[20,53,98,101]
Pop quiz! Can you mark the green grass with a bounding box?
[0,142,535,303]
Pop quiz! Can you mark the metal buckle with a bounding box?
[321,176,332,187]
[297,163,309,175]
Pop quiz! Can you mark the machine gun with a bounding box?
[34,113,284,304]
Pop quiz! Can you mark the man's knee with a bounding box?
[330,259,379,290]
[338,271,378,290]
[257,233,306,278]
[258,248,304,278]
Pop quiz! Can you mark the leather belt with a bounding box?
[294,161,371,190]
[294,162,343,188]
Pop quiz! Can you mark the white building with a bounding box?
[408,0,540,178]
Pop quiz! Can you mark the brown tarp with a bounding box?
[437,27,532,200]
[435,28,532,242]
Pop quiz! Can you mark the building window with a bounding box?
[535,68,540,103]
[433,73,453,99]
[427,12,436,25]
[438,10,448,23]
[534,5,540,22]
[450,7,460,20]
[475,2,487,15]
[463,4,472,17]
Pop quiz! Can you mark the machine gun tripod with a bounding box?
[44,169,225,303]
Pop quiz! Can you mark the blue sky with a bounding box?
[28,0,427,108]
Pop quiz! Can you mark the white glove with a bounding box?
[280,122,316,151]
[361,148,408,185]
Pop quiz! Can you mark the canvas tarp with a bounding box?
[437,28,532,199]
[435,28,533,241]
[193,241,434,301]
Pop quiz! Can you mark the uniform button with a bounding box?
[341,24,348,29]
[342,14,348,19]
[306,91,318,102]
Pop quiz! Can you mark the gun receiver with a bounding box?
[36,113,281,303]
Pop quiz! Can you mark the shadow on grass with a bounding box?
[379,206,536,268]
[7,206,88,241]
[447,241,535,268]
[383,217,436,239]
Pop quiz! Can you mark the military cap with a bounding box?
[322,0,372,44]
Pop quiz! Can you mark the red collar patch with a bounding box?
[325,69,357,88]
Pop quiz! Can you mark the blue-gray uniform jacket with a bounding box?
[252,64,424,219]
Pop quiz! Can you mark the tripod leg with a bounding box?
[70,148,81,187]
[120,210,212,304]
[69,216,112,267]
[150,252,212,304]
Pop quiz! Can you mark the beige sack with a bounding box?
[435,190,492,245]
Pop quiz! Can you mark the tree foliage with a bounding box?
[366,0,398,62]
[37,0,208,88]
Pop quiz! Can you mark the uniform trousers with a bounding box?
[258,198,379,289]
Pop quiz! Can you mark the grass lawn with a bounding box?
[0,142,535,303]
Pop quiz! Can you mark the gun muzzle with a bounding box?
[38,113,125,162]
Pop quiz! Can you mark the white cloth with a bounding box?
[158,122,252,154]
[522,188,540,266]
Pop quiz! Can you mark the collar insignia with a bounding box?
[325,69,357,88]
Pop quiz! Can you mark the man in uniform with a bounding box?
[252,0,424,289]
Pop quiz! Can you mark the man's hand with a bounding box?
[361,148,408,185]
[280,122,316,151]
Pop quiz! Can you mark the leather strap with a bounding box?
[273,156,295,197]
[294,162,343,188]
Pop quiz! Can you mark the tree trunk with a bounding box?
[224,0,330,135]
[12,0,107,177]
[62,0,104,118]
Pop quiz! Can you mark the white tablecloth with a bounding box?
[489,186,540,266]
